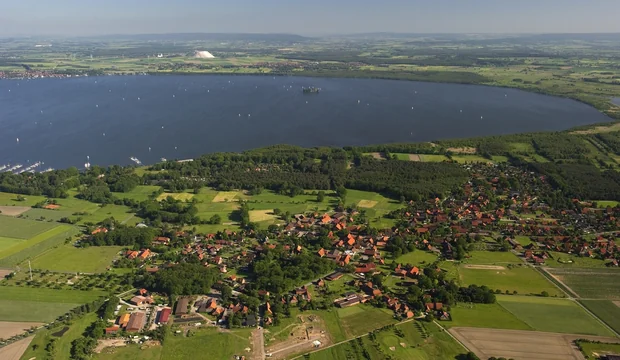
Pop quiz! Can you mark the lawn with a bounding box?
[592,200,620,208]
[445,303,532,330]
[498,295,613,336]
[580,300,620,335]
[77,204,137,225]
[31,245,123,273]
[459,265,562,296]
[463,251,522,265]
[337,305,397,338]
[94,345,163,360]
[545,267,620,299]
[0,225,79,267]
[0,192,46,207]
[544,251,608,268]
[161,327,252,360]
[394,251,438,266]
[0,216,58,239]
[20,312,97,360]
[419,154,449,162]
[156,192,195,202]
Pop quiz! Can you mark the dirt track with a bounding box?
[0,336,34,360]
[449,327,620,360]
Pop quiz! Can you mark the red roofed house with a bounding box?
[158,307,172,324]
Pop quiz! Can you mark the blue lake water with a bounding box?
[0,75,610,169]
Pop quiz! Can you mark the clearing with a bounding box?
[0,321,42,339]
[31,245,123,273]
[357,200,378,208]
[156,192,195,202]
[450,327,620,360]
[0,206,30,216]
[544,267,620,299]
[394,251,439,266]
[0,336,33,360]
[498,295,614,336]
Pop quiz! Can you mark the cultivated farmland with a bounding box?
[459,264,562,296]
[498,295,614,336]
[0,321,43,339]
[0,225,79,267]
[580,300,620,335]
[545,267,620,299]
[0,336,34,360]
[0,216,58,239]
[449,327,620,360]
[31,245,123,273]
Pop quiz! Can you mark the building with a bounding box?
[175,297,190,315]
[158,307,172,324]
[118,313,131,328]
[126,312,146,332]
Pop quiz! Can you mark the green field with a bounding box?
[113,185,162,202]
[580,300,620,335]
[0,236,23,252]
[0,287,106,322]
[309,321,464,360]
[446,303,531,330]
[451,155,493,163]
[31,245,124,273]
[420,154,449,162]
[459,265,562,296]
[0,216,59,239]
[160,328,252,360]
[337,305,397,338]
[593,200,620,208]
[20,312,98,360]
[464,251,522,265]
[77,204,137,225]
[0,225,79,267]
[498,296,613,336]
[394,251,438,265]
[95,345,163,360]
[0,192,46,206]
[545,267,620,299]
[544,252,608,268]
[577,341,620,359]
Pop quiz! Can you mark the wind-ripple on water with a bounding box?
[0,75,610,169]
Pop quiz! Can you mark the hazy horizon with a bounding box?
[2,0,620,37]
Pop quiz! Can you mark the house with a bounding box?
[126,312,146,332]
[426,302,443,311]
[158,307,172,324]
[130,296,148,306]
[175,297,190,316]
[153,236,171,246]
[139,249,151,260]
[355,263,376,274]
[91,227,107,235]
[405,311,414,319]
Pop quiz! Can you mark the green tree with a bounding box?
[317,191,325,203]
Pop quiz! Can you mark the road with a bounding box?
[251,327,265,360]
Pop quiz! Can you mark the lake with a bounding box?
[0,75,610,170]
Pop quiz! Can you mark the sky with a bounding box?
[1,0,619,36]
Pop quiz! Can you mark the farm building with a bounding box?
[158,307,172,324]
[175,297,190,315]
[118,313,130,327]
[126,312,146,332]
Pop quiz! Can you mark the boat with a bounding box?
[40,167,54,173]
[302,87,320,94]
[161,158,167,162]
[130,157,142,165]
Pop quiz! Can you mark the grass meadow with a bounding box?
[31,245,124,273]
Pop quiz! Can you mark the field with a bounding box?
[212,191,240,202]
[497,296,613,336]
[94,344,163,360]
[545,267,620,299]
[0,192,46,207]
[160,328,252,360]
[580,300,620,335]
[0,225,79,268]
[0,336,33,360]
[446,303,531,330]
[249,209,278,223]
[31,245,123,273]
[77,204,137,225]
[0,216,58,239]
[0,206,30,216]
[156,192,195,202]
[0,237,23,253]
[0,321,43,339]
[458,265,562,296]
[394,251,438,266]
[19,208,75,222]
[113,185,161,202]
[449,327,619,360]
[544,252,609,268]
[0,287,106,322]
[20,313,98,360]
[309,321,464,360]
[578,341,620,359]
[463,251,522,265]
[337,305,397,338]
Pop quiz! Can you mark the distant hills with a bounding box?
[88,33,310,42]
